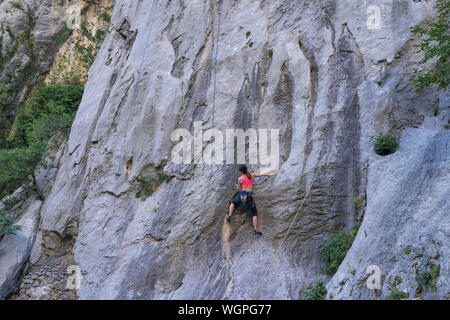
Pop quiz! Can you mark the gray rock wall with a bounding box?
[1,0,448,300]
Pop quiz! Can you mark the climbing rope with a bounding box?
[169,0,223,300]
[0,0,160,300]
[251,71,365,300]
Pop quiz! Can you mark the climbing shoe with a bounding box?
[254,230,262,237]
[226,215,231,223]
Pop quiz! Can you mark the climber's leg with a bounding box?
[226,195,241,222]
[226,203,235,222]
[248,197,262,236]
[252,216,258,231]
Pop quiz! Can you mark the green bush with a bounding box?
[410,1,449,90]
[14,83,83,144]
[303,279,327,300]
[0,210,21,240]
[321,226,359,275]
[387,287,408,300]
[136,171,172,200]
[416,260,440,291]
[55,26,73,44]
[370,133,399,156]
[0,144,45,198]
[0,83,83,198]
[99,11,111,23]
[9,1,23,10]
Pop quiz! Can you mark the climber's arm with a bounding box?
[252,168,278,177]
[237,176,244,190]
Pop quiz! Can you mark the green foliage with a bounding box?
[14,83,83,145]
[74,20,109,69]
[321,226,359,275]
[410,1,449,90]
[416,260,440,291]
[303,279,327,300]
[75,43,96,68]
[387,287,408,300]
[1,194,25,211]
[268,49,273,58]
[55,26,73,44]
[0,144,45,198]
[136,171,172,200]
[370,133,399,156]
[99,11,111,23]
[0,83,83,198]
[246,31,251,38]
[80,22,94,42]
[9,1,23,10]
[0,210,21,240]
[404,246,411,255]
[95,29,106,42]
[0,4,37,142]
[394,275,402,286]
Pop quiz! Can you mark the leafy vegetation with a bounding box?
[0,210,21,241]
[0,144,46,198]
[370,133,399,156]
[0,83,83,198]
[303,279,327,300]
[99,11,111,23]
[410,1,449,90]
[387,287,408,300]
[321,225,360,275]
[136,170,172,200]
[9,1,23,10]
[0,4,37,141]
[75,22,108,69]
[55,25,73,44]
[416,259,440,291]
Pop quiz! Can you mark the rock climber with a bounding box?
[225,165,275,237]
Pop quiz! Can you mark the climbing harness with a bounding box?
[169,0,223,300]
[240,191,253,204]
[250,72,365,300]
[0,0,160,300]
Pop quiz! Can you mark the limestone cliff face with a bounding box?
[0,0,448,300]
[0,0,112,140]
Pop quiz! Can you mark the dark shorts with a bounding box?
[232,191,258,217]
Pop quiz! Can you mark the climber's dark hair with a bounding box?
[239,164,253,180]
